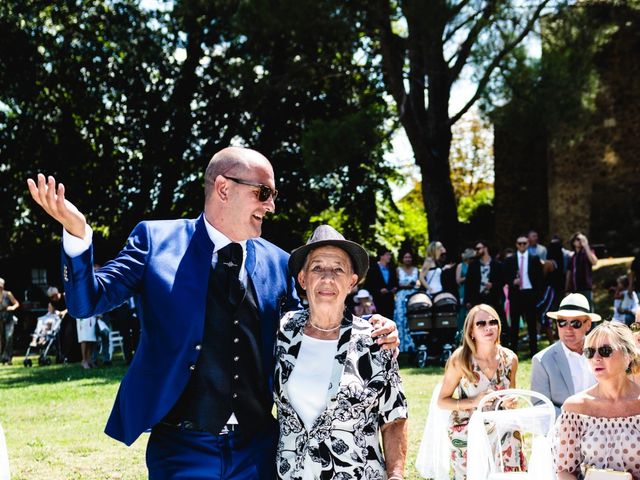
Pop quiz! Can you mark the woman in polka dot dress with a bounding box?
[553,321,640,479]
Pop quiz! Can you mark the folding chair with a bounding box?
[109,330,124,358]
[467,389,556,480]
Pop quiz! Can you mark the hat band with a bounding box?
[559,304,590,314]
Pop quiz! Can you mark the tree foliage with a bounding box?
[0,0,394,258]
[354,0,564,252]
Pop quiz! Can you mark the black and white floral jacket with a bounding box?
[274,309,408,480]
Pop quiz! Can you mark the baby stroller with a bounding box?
[23,312,61,367]
[431,292,459,365]
[406,291,460,367]
[406,292,433,368]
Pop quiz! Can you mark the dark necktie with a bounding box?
[216,242,245,308]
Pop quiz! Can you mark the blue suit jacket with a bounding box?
[62,214,300,445]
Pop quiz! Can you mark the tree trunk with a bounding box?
[413,132,460,254]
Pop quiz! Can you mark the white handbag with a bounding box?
[584,468,632,480]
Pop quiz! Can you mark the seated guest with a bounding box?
[352,288,376,317]
[274,225,408,480]
[531,293,600,417]
[437,304,523,478]
[553,321,640,479]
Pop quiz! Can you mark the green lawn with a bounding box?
[0,354,534,480]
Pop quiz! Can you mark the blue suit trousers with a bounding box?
[146,420,278,479]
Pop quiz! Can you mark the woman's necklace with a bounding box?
[307,319,341,332]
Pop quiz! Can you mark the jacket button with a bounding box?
[233,356,239,362]
[195,344,202,351]
[189,364,196,371]
[232,393,238,399]
[233,374,239,380]
[233,338,239,344]
[233,319,239,326]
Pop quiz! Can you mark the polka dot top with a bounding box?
[553,411,640,479]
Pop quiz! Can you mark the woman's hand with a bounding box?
[473,387,495,409]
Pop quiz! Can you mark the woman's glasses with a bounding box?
[475,319,500,328]
[583,345,614,359]
[557,319,584,329]
[630,323,640,333]
[223,176,278,202]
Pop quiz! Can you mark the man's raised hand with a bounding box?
[27,174,87,238]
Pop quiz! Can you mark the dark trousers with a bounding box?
[146,420,278,480]
[509,289,538,357]
[1,317,15,362]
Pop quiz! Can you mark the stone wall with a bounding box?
[495,3,640,255]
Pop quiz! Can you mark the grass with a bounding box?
[0,354,534,480]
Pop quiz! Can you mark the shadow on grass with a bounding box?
[0,360,127,389]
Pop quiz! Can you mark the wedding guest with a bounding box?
[553,321,640,479]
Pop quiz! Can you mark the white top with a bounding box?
[516,251,532,290]
[288,334,338,430]
[561,341,596,394]
[424,267,443,295]
[612,291,639,323]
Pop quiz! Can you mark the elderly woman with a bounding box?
[554,321,640,479]
[437,304,522,479]
[274,225,408,480]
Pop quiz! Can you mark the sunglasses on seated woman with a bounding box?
[630,323,640,333]
[583,345,614,359]
[475,319,500,328]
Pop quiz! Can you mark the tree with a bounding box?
[0,0,395,258]
[357,0,563,252]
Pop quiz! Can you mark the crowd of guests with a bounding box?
[0,279,140,368]
[358,230,613,358]
[4,219,640,480]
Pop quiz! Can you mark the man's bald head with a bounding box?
[204,147,272,200]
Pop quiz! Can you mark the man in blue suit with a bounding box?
[27,147,397,479]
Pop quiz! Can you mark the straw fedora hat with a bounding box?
[546,293,601,322]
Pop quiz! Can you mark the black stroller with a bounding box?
[406,291,459,367]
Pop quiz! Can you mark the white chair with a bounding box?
[467,389,556,480]
[109,330,124,358]
[0,423,10,480]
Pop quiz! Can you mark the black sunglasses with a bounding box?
[516,241,528,246]
[475,319,500,328]
[557,319,584,329]
[583,345,614,359]
[474,246,484,251]
[223,176,278,202]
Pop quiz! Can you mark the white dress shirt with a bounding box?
[561,341,596,394]
[517,251,532,290]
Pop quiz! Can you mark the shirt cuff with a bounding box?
[62,225,93,258]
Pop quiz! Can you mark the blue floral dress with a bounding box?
[394,267,419,352]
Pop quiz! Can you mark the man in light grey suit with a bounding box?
[530,293,601,416]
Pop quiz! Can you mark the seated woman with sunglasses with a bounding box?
[553,321,640,479]
[437,304,524,478]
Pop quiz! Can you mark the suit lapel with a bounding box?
[551,343,575,393]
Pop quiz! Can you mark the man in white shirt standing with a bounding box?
[530,293,601,416]
[503,234,544,356]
